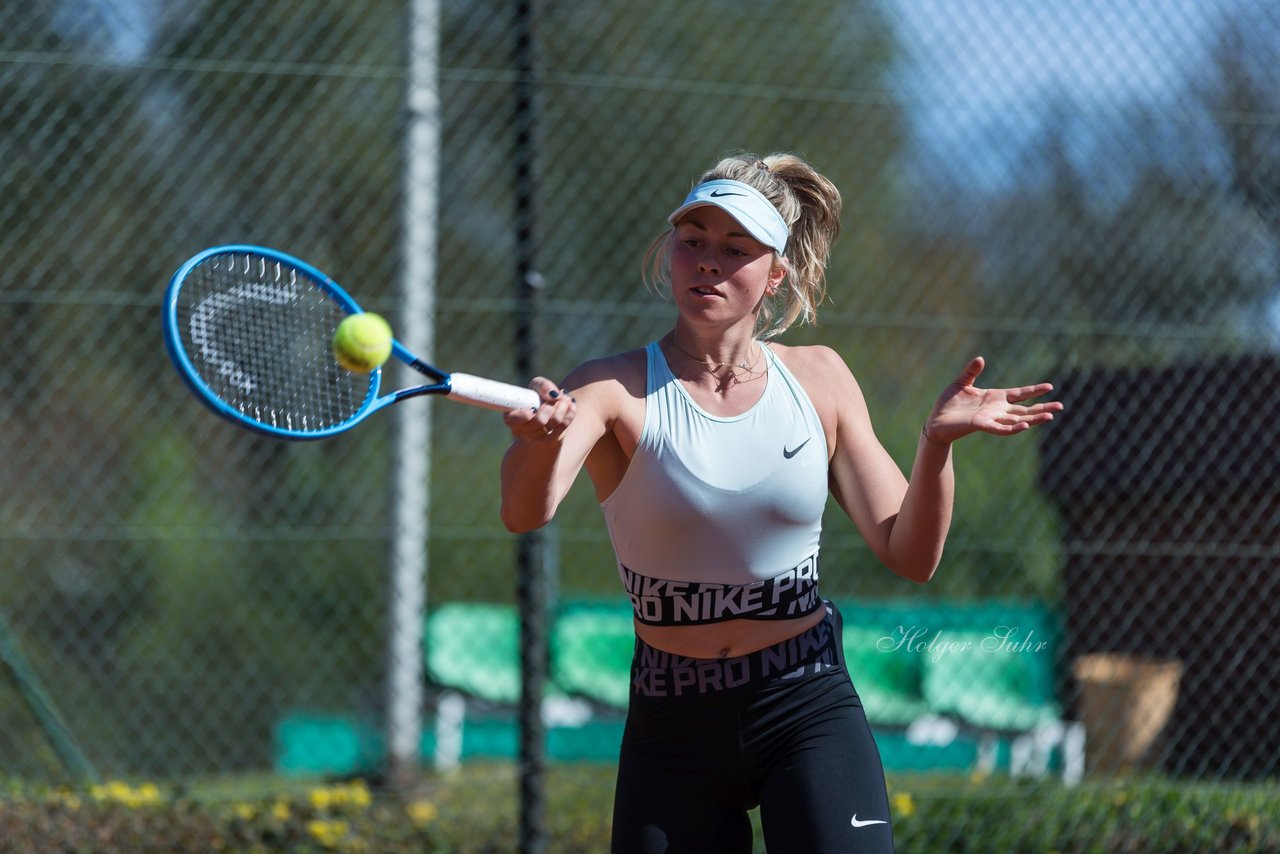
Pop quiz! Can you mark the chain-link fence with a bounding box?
[2,0,1278,844]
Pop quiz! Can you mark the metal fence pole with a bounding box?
[388,0,441,789]
[513,0,547,849]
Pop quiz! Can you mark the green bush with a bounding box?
[0,771,1276,853]
[888,775,1280,854]
[0,779,442,854]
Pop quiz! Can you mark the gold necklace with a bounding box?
[667,337,762,374]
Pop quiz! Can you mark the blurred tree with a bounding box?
[1209,16,1280,243]
[980,101,1275,367]
[0,0,408,775]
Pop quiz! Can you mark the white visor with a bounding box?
[667,179,789,253]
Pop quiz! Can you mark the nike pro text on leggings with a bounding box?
[611,602,895,853]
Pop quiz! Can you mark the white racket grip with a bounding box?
[447,372,541,412]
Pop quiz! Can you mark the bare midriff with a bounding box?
[634,606,827,659]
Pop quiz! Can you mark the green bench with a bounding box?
[422,601,624,768]
[276,598,1082,780]
[840,599,1081,781]
[549,600,635,710]
[421,599,1080,778]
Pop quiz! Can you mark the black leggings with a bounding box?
[611,603,894,853]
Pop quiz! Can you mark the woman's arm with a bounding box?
[820,350,1060,583]
[499,357,627,533]
[816,348,940,581]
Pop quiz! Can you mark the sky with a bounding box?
[53,0,158,61]
[882,0,1253,190]
[886,0,1238,108]
[882,0,1277,340]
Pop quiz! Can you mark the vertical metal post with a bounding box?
[388,0,440,789]
[512,0,547,850]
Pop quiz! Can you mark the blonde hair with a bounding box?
[642,152,842,339]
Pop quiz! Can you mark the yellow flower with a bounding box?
[233,803,256,821]
[307,819,349,848]
[272,801,291,822]
[407,799,438,826]
[309,787,334,811]
[307,781,372,813]
[89,781,121,802]
[344,780,372,809]
[892,791,916,819]
[88,780,162,808]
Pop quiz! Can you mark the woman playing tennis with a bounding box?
[500,152,1061,853]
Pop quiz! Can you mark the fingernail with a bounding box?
[549,390,559,399]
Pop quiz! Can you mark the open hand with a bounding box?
[923,356,1062,444]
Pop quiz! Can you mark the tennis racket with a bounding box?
[162,244,540,440]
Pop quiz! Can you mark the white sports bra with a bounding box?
[600,341,828,625]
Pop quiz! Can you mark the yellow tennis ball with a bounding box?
[332,312,393,373]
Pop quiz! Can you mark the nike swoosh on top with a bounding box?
[708,189,744,197]
[850,815,888,828]
[783,438,810,459]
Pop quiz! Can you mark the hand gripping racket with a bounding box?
[162,245,540,440]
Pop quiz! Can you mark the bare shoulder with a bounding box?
[767,342,861,397]
[562,347,646,401]
[558,347,648,441]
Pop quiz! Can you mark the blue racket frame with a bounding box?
[162,244,451,440]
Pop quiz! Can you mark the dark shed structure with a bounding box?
[1039,352,1280,777]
